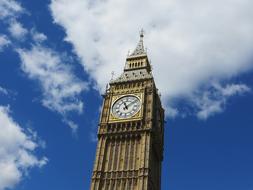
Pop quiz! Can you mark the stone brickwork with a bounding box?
[90,33,164,190]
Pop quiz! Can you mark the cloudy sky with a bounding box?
[0,0,253,189]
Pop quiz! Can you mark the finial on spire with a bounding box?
[140,29,144,38]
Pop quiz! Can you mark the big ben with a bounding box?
[90,31,165,190]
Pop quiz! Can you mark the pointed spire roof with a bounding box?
[128,29,146,57]
[110,30,152,84]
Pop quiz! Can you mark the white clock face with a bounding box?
[112,95,141,119]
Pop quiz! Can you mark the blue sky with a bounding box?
[0,0,253,190]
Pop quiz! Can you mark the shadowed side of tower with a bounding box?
[90,31,165,190]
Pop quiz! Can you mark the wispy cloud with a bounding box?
[17,45,88,130]
[31,29,47,43]
[62,119,78,133]
[193,83,251,120]
[50,0,253,119]
[0,0,87,131]
[8,20,28,40]
[0,105,47,190]
[0,0,23,19]
[0,86,8,95]
[0,35,10,51]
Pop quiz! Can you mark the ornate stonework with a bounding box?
[90,32,164,190]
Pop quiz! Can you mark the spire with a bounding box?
[129,29,146,57]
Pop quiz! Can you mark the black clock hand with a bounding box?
[123,102,128,110]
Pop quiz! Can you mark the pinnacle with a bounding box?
[129,30,146,57]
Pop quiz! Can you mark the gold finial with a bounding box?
[140,29,144,38]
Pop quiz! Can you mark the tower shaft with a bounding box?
[90,32,164,190]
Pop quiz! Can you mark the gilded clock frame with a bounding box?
[109,92,144,123]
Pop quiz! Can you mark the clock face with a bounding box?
[111,95,141,119]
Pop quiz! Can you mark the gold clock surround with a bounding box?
[109,92,144,123]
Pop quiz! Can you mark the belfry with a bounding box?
[90,31,165,190]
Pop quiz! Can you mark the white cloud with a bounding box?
[0,0,85,130]
[0,35,10,51]
[0,0,23,19]
[0,106,47,190]
[31,29,47,43]
[8,20,28,40]
[50,0,253,119]
[193,83,251,120]
[215,83,251,97]
[17,45,88,130]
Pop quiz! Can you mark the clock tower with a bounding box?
[90,31,165,190]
